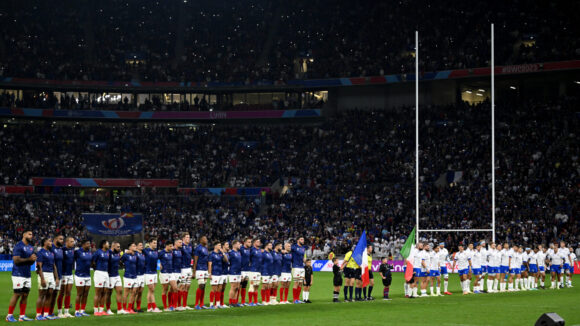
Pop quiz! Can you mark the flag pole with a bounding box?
[415,31,420,244]
[491,24,496,243]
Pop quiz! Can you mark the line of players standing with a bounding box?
[405,241,576,298]
[6,230,311,322]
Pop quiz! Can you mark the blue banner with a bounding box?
[82,213,143,236]
[0,260,36,272]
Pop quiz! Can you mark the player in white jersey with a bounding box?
[452,245,472,295]
[547,247,564,289]
[560,242,572,288]
[426,245,441,296]
[478,241,488,292]
[471,244,483,294]
[438,243,451,295]
[418,246,430,297]
[406,243,422,298]
[537,245,548,289]
[486,243,500,292]
[528,247,539,290]
[568,247,575,287]
[520,248,529,290]
[507,245,520,291]
[498,243,511,292]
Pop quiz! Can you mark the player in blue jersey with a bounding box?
[208,242,227,309]
[248,239,263,306]
[172,239,184,310]
[6,230,36,322]
[239,237,252,306]
[144,239,162,313]
[291,237,307,303]
[279,242,293,304]
[58,237,75,318]
[92,240,110,316]
[179,232,193,310]
[260,242,274,305]
[133,242,146,313]
[120,243,138,314]
[227,240,243,307]
[220,242,231,308]
[105,242,125,315]
[48,234,63,319]
[35,238,59,320]
[159,241,178,311]
[73,240,92,317]
[193,236,209,309]
[270,243,283,305]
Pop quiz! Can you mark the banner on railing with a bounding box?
[82,212,143,236]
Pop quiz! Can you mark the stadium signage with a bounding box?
[501,63,540,74]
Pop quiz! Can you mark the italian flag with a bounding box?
[352,231,370,287]
[400,227,416,282]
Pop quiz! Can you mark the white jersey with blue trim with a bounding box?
[500,249,510,266]
[429,251,439,270]
[454,251,470,270]
[438,248,448,265]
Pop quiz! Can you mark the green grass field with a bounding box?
[2,272,579,325]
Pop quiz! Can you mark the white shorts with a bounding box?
[12,276,32,290]
[292,268,305,279]
[261,275,271,284]
[229,275,241,283]
[220,275,228,284]
[249,272,261,282]
[180,268,193,284]
[195,270,209,284]
[280,273,292,282]
[62,275,74,286]
[38,273,57,290]
[124,278,138,288]
[75,276,91,287]
[172,273,181,283]
[241,271,251,280]
[270,275,279,283]
[145,273,158,286]
[210,275,224,285]
[94,271,109,288]
[108,275,122,289]
[136,275,145,287]
[160,273,176,285]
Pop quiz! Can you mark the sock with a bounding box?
[333,291,339,300]
[209,291,215,306]
[81,303,86,311]
[241,288,246,304]
[343,286,348,300]
[355,287,360,299]
[75,303,80,312]
[413,287,418,297]
[280,288,285,301]
[303,291,309,301]
[384,286,390,298]
[19,303,27,317]
[444,280,448,292]
[349,286,353,300]
[404,283,409,296]
[284,288,289,302]
[437,286,441,294]
[430,286,434,294]
[467,280,471,291]
[181,291,187,307]
[8,305,15,315]
[421,289,427,295]
[65,296,71,310]
[118,302,123,311]
[368,286,373,297]
[362,287,367,299]
[162,294,168,309]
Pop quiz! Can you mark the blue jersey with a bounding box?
[108,250,121,277]
[92,249,110,272]
[159,250,174,274]
[173,249,183,272]
[272,251,282,275]
[194,245,209,271]
[121,253,138,279]
[229,250,242,275]
[136,251,146,276]
[250,247,263,273]
[52,245,64,278]
[74,249,92,277]
[240,246,251,272]
[261,251,273,276]
[209,252,223,276]
[144,248,158,274]
[12,241,35,278]
[291,244,306,268]
[181,244,193,269]
[62,247,75,276]
[223,252,230,275]
[38,248,55,273]
[282,253,292,273]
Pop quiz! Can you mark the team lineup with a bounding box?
[404,241,576,297]
[5,230,577,322]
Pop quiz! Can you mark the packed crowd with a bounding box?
[1,0,578,83]
[0,99,578,254]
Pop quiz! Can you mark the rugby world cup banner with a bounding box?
[311,260,407,272]
[82,212,143,236]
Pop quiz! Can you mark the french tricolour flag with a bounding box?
[352,231,370,287]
